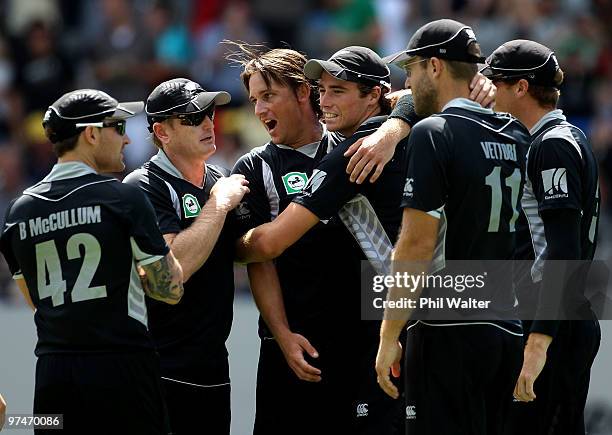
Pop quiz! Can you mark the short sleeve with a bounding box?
[0,204,22,278]
[528,137,582,213]
[123,169,181,235]
[389,93,423,127]
[231,153,273,235]
[293,139,359,219]
[122,184,169,263]
[400,118,449,216]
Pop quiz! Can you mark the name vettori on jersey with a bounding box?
[19,206,102,239]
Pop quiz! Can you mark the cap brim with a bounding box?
[111,101,145,119]
[382,50,414,66]
[304,59,344,80]
[191,91,231,111]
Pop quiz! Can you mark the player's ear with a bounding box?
[369,85,382,105]
[152,121,171,147]
[430,57,443,77]
[295,82,311,103]
[516,79,529,97]
[83,125,99,145]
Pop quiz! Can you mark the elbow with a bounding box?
[238,228,285,262]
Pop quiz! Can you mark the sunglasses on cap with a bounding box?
[75,119,127,136]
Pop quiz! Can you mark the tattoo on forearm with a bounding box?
[143,256,183,302]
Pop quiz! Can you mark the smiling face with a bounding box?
[318,72,378,137]
[248,72,310,147]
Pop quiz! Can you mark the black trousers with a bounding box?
[253,336,348,435]
[404,323,523,435]
[162,377,231,435]
[504,319,601,435]
[254,323,404,435]
[34,351,170,435]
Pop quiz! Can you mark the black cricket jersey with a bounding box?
[0,162,168,355]
[294,116,409,342]
[516,110,600,314]
[123,150,236,386]
[232,139,361,338]
[401,99,531,333]
[295,116,408,265]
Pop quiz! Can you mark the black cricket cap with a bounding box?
[43,89,143,143]
[384,19,485,65]
[146,78,230,127]
[480,39,562,88]
[304,46,391,90]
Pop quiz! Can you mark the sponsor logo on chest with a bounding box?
[182,193,201,218]
[282,172,308,194]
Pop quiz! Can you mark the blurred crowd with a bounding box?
[0,0,612,302]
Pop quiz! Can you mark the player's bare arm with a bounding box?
[164,174,249,281]
[376,207,439,399]
[236,203,319,263]
[15,278,35,310]
[247,261,322,382]
[139,251,184,305]
[345,73,495,184]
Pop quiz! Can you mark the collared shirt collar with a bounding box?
[530,109,565,136]
[151,149,207,187]
[276,141,321,158]
[42,161,98,182]
[442,98,494,115]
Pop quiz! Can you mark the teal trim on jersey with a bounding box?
[151,149,207,187]
[442,98,494,115]
[43,162,98,182]
[150,149,186,180]
[530,109,565,136]
[275,141,320,158]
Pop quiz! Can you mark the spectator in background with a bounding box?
[13,20,74,118]
[0,37,19,143]
[146,0,192,79]
[192,0,266,105]
[91,0,159,100]
[299,0,380,58]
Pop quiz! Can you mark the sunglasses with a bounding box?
[174,105,216,126]
[76,120,127,136]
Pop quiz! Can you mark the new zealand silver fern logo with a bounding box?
[541,168,568,200]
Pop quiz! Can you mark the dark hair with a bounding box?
[357,83,392,115]
[224,41,322,118]
[500,69,563,109]
[444,60,478,82]
[46,129,80,157]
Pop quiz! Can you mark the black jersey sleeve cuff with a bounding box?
[389,94,423,127]
[530,320,559,338]
[291,196,328,221]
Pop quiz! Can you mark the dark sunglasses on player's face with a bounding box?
[75,119,127,136]
[175,105,215,126]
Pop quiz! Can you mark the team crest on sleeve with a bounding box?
[282,172,308,194]
[403,178,414,197]
[303,169,327,195]
[182,193,201,218]
[541,168,568,200]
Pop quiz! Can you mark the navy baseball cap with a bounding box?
[384,19,485,66]
[304,46,391,90]
[146,78,230,125]
[480,40,562,88]
[43,89,143,143]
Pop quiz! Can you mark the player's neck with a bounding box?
[288,118,323,149]
[435,80,471,112]
[163,147,207,187]
[519,105,552,131]
[339,106,381,137]
[58,153,98,173]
